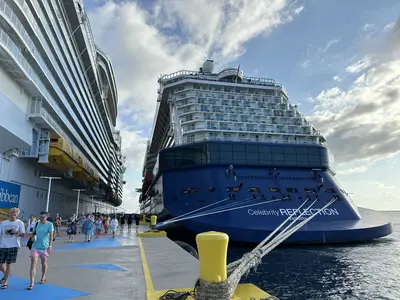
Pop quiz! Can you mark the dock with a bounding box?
[1,225,275,299]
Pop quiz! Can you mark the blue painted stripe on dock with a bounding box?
[2,276,90,299]
[54,238,122,250]
[71,264,127,271]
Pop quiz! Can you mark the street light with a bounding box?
[72,189,86,217]
[41,176,61,212]
[89,195,96,214]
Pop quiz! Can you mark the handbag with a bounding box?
[26,222,39,250]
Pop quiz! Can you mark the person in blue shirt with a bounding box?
[81,214,94,242]
[27,210,54,290]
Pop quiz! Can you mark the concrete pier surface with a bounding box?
[1,224,276,299]
[0,226,147,299]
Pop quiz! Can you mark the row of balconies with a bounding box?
[177,105,301,119]
[184,115,308,127]
[179,110,308,126]
[175,84,281,98]
[182,132,321,146]
[182,124,318,136]
[175,94,286,107]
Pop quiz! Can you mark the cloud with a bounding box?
[309,18,400,164]
[368,181,395,189]
[345,55,371,73]
[336,165,370,175]
[299,37,340,68]
[85,0,304,210]
[333,75,341,82]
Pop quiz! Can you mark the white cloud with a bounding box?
[368,181,395,189]
[319,38,341,53]
[309,19,400,165]
[333,75,341,82]
[345,55,372,73]
[336,165,370,175]
[85,0,303,210]
[299,37,340,69]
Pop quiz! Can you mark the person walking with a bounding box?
[94,216,102,238]
[127,214,133,232]
[27,210,54,290]
[134,214,140,233]
[0,207,25,289]
[119,214,126,232]
[26,215,36,234]
[103,215,110,234]
[110,216,118,238]
[82,215,94,242]
[54,213,62,239]
[66,217,77,243]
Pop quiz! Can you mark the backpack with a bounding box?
[26,222,39,250]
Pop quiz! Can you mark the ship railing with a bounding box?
[158,70,283,88]
[179,135,325,146]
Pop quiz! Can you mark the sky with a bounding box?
[83,0,400,212]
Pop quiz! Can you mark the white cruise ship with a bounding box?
[0,0,125,221]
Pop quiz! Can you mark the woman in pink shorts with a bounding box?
[27,211,54,290]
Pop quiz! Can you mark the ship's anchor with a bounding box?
[268,168,280,177]
[311,169,324,190]
[225,164,237,181]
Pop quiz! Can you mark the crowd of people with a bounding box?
[0,208,142,290]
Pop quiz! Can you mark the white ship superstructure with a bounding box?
[0,0,125,220]
[142,60,328,182]
[166,60,325,146]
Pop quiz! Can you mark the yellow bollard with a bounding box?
[150,215,157,227]
[142,214,146,222]
[196,231,229,283]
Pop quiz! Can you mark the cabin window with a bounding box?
[248,187,260,193]
[226,187,240,193]
[268,188,280,192]
[183,188,199,195]
[209,187,216,192]
[324,188,335,193]
[286,188,298,193]
[304,188,316,193]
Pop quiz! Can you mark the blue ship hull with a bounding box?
[154,166,393,244]
[143,142,393,244]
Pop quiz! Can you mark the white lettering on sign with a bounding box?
[0,188,19,203]
[248,208,339,218]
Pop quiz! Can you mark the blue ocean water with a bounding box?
[228,211,400,300]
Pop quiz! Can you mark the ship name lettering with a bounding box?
[279,208,339,216]
[248,209,280,216]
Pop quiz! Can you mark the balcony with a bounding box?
[29,97,63,138]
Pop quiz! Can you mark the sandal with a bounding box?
[1,284,8,289]
[39,279,46,284]
[27,285,34,290]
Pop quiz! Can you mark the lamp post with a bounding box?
[89,195,96,214]
[41,176,61,212]
[73,189,86,217]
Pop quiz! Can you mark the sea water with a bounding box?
[228,211,400,300]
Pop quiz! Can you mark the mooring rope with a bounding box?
[154,197,288,229]
[194,196,338,300]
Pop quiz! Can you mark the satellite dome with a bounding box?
[202,60,214,73]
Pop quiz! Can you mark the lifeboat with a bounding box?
[72,157,99,185]
[44,137,79,172]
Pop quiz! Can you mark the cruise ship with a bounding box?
[139,59,393,244]
[0,0,125,221]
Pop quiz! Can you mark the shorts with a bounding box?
[31,248,49,261]
[0,247,19,264]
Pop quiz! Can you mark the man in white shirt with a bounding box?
[0,207,25,289]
